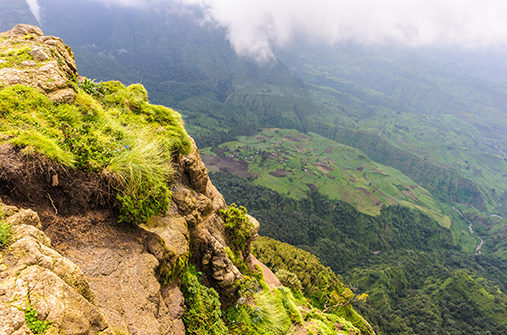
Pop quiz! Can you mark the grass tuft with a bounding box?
[0,80,192,224]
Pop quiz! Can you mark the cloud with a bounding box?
[26,0,41,22]
[175,0,507,61]
[28,0,507,61]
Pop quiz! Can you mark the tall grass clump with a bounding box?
[0,80,192,224]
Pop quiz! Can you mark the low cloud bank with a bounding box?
[30,0,507,61]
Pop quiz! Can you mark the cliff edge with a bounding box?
[0,24,256,335]
[0,24,374,335]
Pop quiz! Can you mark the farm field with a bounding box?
[201,128,451,226]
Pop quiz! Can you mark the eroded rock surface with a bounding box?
[0,203,114,335]
[0,24,78,103]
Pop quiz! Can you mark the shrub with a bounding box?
[219,204,253,253]
[0,222,12,248]
[180,265,227,335]
[275,269,302,291]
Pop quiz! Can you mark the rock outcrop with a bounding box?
[0,203,114,335]
[0,24,78,103]
[0,24,260,334]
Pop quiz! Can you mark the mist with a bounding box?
[26,0,41,22]
[30,0,507,62]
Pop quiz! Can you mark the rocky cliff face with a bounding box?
[0,25,259,335]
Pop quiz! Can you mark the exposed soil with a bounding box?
[324,146,333,155]
[402,189,418,201]
[250,255,280,288]
[372,168,387,175]
[282,136,301,142]
[269,169,287,177]
[0,144,181,332]
[306,184,317,191]
[0,144,114,216]
[371,186,386,197]
[201,154,257,178]
[357,187,372,196]
[313,162,334,173]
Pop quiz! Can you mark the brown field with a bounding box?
[201,155,257,178]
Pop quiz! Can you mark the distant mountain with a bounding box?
[37,0,314,148]
[0,0,38,32]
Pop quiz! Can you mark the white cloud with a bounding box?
[28,0,507,61]
[26,0,41,22]
[175,0,507,61]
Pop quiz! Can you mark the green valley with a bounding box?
[201,128,451,225]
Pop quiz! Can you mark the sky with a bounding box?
[29,0,507,62]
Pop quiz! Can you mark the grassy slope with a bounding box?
[201,128,450,224]
[279,45,507,215]
[0,79,191,223]
[212,173,507,334]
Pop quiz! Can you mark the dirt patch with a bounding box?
[201,154,256,178]
[269,169,287,177]
[371,187,386,197]
[349,179,356,183]
[297,134,308,140]
[356,166,364,172]
[250,255,280,288]
[0,144,113,216]
[403,189,418,201]
[324,146,333,155]
[306,184,317,191]
[256,135,270,140]
[409,185,418,189]
[313,162,334,174]
[215,149,227,156]
[357,187,371,196]
[282,136,301,142]
[372,168,388,175]
[326,173,335,180]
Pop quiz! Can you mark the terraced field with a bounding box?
[201,128,451,226]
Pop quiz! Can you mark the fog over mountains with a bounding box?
[25,0,507,62]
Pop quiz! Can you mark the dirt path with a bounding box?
[250,255,281,288]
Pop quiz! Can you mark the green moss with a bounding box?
[25,305,50,334]
[219,204,253,253]
[0,207,12,248]
[0,46,33,69]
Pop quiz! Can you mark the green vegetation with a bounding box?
[180,265,227,335]
[0,207,12,248]
[0,82,191,224]
[213,172,507,334]
[203,128,451,224]
[25,305,50,334]
[0,45,34,69]
[219,204,253,253]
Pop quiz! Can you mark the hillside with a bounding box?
[212,172,507,334]
[0,24,375,335]
[8,2,507,334]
